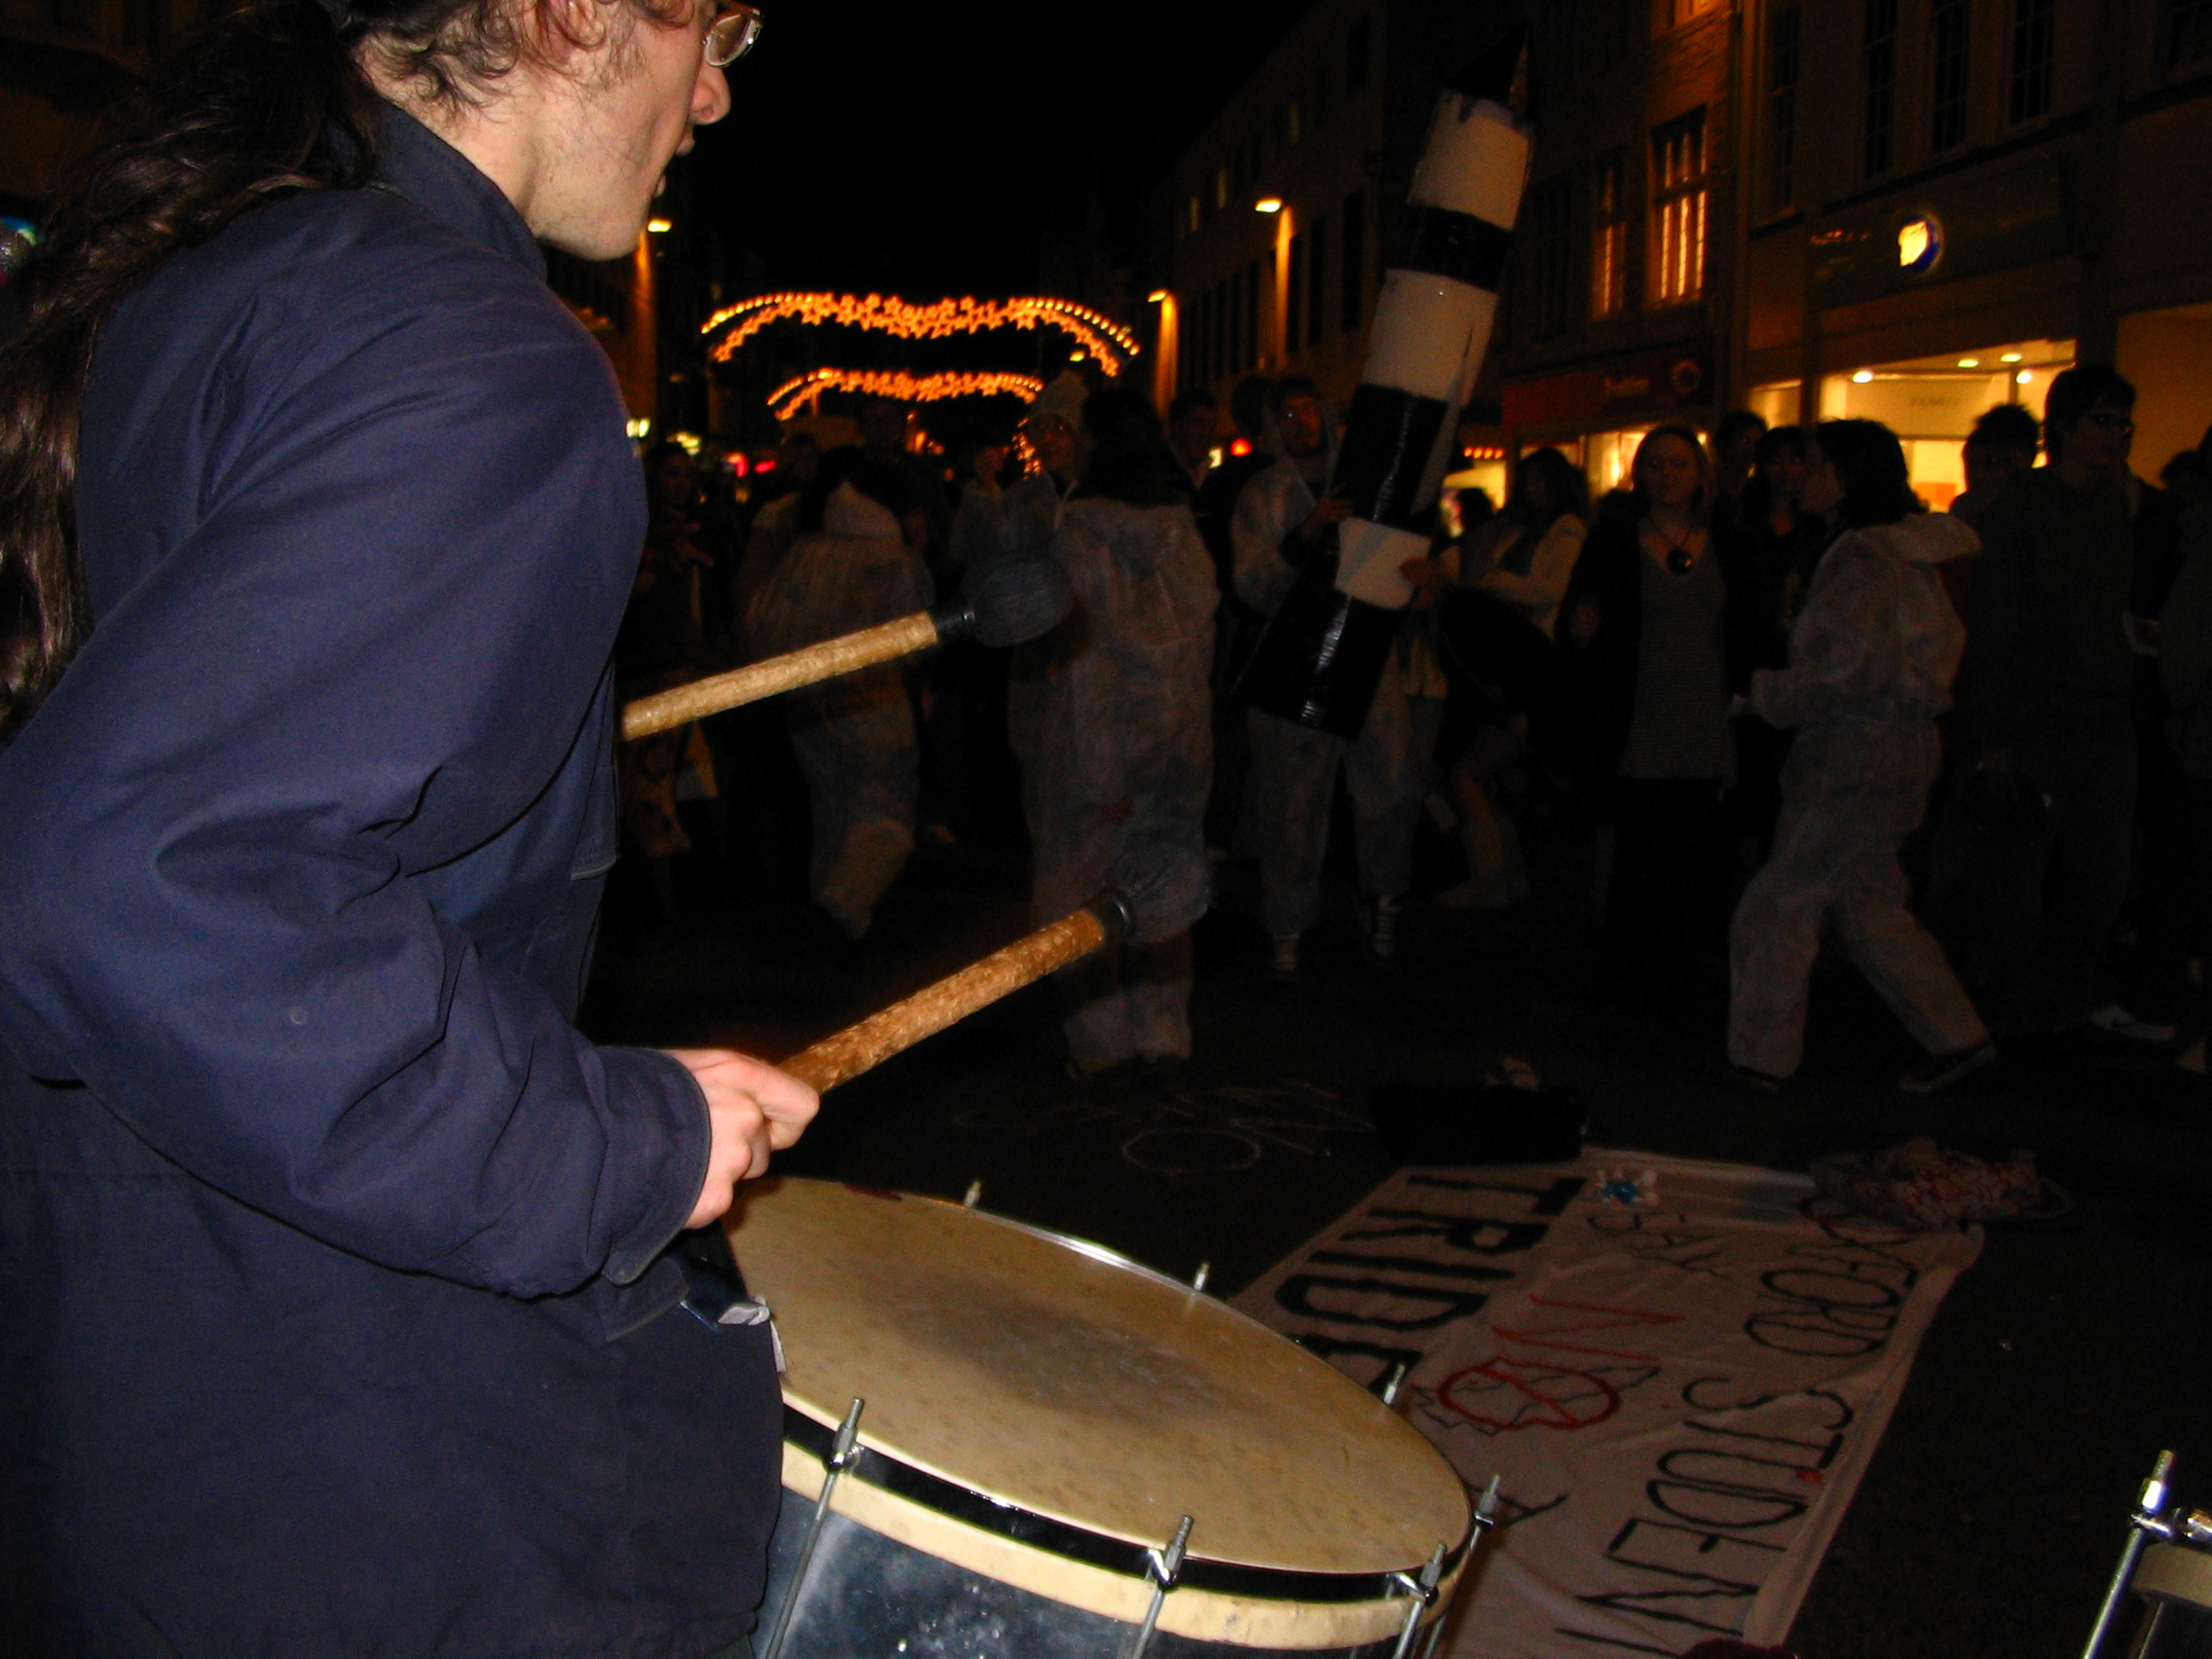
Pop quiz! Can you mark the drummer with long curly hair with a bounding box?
[0,0,815,1651]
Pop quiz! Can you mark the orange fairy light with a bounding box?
[766,368,1047,421]
[703,293,1141,377]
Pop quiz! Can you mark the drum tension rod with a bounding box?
[2083,1451,2212,1659]
[1387,1544,1448,1659]
[759,1397,865,1659]
[1124,1514,1193,1659]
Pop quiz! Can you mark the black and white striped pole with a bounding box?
[1236,26,1531,739]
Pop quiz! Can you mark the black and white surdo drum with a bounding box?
[728,1180,1477,1658]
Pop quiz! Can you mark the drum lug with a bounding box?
[1124,1514,1193,1659]
[760,1397,866,1659]
[2081,1451,2212,1659]
[1190,1262,1210,1295]
[963,1180,983,1209]
[1386,1543,1449,1659]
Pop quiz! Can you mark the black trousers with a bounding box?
[1604,776,1731,1006]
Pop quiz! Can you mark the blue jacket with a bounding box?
[0,110,780,1656]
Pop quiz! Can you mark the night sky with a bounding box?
[684,0,1312,299]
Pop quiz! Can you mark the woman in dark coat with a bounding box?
[1558,424,1747,1006]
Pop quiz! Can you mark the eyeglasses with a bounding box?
[705,5,762,67]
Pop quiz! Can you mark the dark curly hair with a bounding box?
[0,0,682,739]
[1813,418,1920,529]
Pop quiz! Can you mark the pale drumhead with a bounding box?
[725,1178,1468,1578]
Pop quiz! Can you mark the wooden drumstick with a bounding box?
[622,556,1071,742]
[779,892,1135,1094]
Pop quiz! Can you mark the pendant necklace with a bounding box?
[1654,522,1698,579]
[1651,522,1698,574]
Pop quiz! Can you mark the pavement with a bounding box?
[582,808,2212,1659]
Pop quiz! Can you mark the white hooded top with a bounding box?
[1748,512,1979,729]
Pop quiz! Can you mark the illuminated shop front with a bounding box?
[1747,340,2074,511]
[1501,348,1716,500]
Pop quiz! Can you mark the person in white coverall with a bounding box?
[1234,377,1425,972]
[749,451,931,940]
[1011,386,1217,1082]
[1727,419,1995,1092]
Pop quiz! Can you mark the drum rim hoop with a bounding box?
[784,1404,1474,1604]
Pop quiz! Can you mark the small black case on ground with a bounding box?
[1369,1081,1587,1164]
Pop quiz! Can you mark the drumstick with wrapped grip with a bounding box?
[623,554,1072,741]
[778,841,1207,1094]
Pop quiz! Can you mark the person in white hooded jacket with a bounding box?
[1727,420,1995,1092]
[748,450,931,940]
[1011,387,1217,1081]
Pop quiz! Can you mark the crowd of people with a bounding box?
[649,360,2212,1098]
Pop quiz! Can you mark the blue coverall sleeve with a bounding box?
[0,262,705,1298]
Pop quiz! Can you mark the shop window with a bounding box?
[1931,0,1972,151]
[1522,175,1574,341]
[1308,218,1330,348]
[1862,0,1899,177]
[1245,259,1264,374]
[1346,15,1371,93]
[2162,0,2212,68]
[1651,111,1706,306]
[2009,0,2056,123]
[1286,233,1307,357]
[1749,382,1801,429]
[1592,150,1628,317]
[1766,7,1801,211]
[1341,189,1367,334]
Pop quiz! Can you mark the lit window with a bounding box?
[1652,111,1707,305]
[1214,169,1229,211]
[1186,196,1201,235]
[1593,151,1628,317]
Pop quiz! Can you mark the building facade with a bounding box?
[1508,0,2212,503]
[1154,0,2212,507]
[1141,0,1522,492]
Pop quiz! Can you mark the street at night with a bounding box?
[12,0,2212,1656]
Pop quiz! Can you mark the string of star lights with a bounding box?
[705,293,1140,376]
[766,369,1047,421]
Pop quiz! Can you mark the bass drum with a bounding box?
[727,1179,1473,1658]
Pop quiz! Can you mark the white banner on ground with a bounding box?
[1234,1150,1980,1658]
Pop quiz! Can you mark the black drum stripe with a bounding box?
[783,1406,1471,1605]
[1392,204,1511,292]
[1334,385,1449,535]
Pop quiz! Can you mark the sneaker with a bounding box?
[2088,1003,2178,1045]
[1362,896,1402,963]
[1899,1042,2000,1093]
[1269,933,1301,976]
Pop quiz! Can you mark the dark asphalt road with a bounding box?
[583,821,2212,1659]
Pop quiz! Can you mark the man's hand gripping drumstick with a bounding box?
[672,1051,822,1229]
